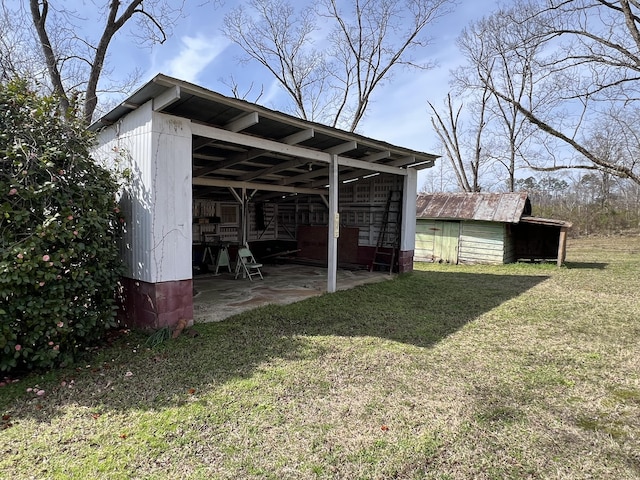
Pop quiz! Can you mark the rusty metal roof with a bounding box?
[520,216,572,228]
[416,193,532,223]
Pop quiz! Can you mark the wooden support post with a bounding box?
[327,154,339,293]
[557,227,568,267]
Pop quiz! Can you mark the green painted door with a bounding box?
[433,221,460,263]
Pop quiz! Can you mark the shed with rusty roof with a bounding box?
[415,193,571,266]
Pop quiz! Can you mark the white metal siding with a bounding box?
[150,112,193,282]
[94,102,154,282]
[458,221,505,264]
[400,169,417,251]
[92,104,193,283]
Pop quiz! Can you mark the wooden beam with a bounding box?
[238,158,306,181]
[225,112,259,132]
[191,122,332,163]
[307,157,405,187]
[558,227,568,267]
[390,155,435,169]
[280,150,402,186]
[193,176,326,195]
[153,85,181,111]
[240,137,356,182]
[193,149,267,178]
[193,153,225,162]
[338,157,405,175]
[282,128,314,145]
[193,129,316,179]
[325,141,357,155]
[228,187,242,204]
[365,150,391,162]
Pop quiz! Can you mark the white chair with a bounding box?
[234,245,264,281]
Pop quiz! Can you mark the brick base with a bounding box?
[118,277,194,330]
[398,250,414,273]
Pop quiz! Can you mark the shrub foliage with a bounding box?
[0,80,124,372]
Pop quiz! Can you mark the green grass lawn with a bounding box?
[1,236,639,479]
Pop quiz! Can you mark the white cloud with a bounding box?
[162,34,231,83]
[261,80,284,107]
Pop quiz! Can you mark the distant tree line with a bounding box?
[515,174,640,237]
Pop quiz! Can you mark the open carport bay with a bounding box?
[193,264,393,323]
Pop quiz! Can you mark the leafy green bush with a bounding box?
[0,80,124,372]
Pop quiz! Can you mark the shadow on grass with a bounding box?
[564,262,608,270]
[2,270,548,420]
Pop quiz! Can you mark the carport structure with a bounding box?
[91,74,437,329]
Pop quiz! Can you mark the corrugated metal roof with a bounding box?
[520,216,572,228]
[89,74,439,204]
[416,193,532,223]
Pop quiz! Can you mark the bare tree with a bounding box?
[454,5,548,192]
[428,90,489,192]
[223,0,455,131]
[1,1,197,123]
[0,3,42,82]
[419,154,460,193]
[222,0,330,123]
[473,0,640,185]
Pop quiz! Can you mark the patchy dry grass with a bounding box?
[1,236,639,479]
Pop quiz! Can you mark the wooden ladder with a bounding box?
[370,190,402,273]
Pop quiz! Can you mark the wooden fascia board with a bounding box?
[338,157,405,175]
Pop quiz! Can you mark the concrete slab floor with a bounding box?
[193,263,394,323]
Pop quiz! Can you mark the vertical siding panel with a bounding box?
[151,112,193,282]
[439,221,460,263]
[93,105,193,283]
[94,102,155,282]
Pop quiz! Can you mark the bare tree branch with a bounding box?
[458,0,640,186]
[9,1,195,122]
[223,0,455,131]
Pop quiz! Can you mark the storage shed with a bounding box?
[415,193,571,266]
[90,74,437,329]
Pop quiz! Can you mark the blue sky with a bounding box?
[103,0,498,185]
[110,1,494,140]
